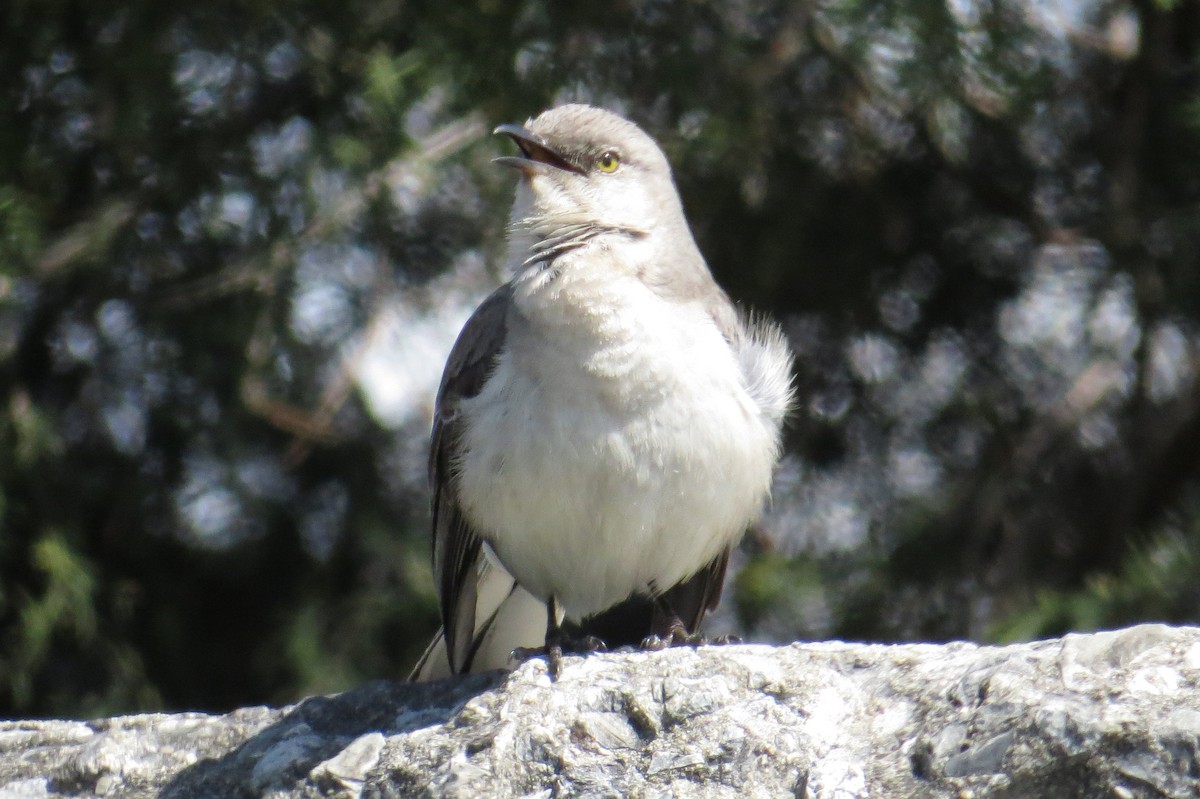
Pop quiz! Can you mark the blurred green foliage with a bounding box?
[2,0,1200,717]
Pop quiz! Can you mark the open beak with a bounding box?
[493,123,585,175]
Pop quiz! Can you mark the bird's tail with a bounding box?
[409,556,548,681]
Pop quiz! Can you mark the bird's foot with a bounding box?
[640,623,699,651]
[640,627,741,650]
[512,634,608,679]
[547,641,563,680]
[511,643,564,679]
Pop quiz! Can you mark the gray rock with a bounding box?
[3,624,1200,798]
[309,731,386,797]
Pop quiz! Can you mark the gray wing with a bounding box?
[654,293,791,634]
[430,283,513,673]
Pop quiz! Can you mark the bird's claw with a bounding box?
[640,623,703,650]
[639,626,741,650]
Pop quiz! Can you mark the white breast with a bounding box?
[454,264,781,620]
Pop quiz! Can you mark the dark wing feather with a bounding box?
[430,283,512,673]
[575,546,732,644]
[658,546,732,634]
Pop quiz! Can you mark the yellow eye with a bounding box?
[596,150,621,173]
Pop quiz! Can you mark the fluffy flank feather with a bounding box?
[738,314,795,431]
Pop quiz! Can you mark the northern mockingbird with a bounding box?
[412,104,792,680]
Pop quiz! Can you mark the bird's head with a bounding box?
[494,105,689,247]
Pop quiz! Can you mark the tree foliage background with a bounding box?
[3,0,1199,717]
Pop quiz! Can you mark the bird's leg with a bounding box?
[512,596,608,679]
[543,597,612,678]
[511,596,565,675]
[544,595,565,680]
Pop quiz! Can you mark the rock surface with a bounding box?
[4,624,1200,798]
